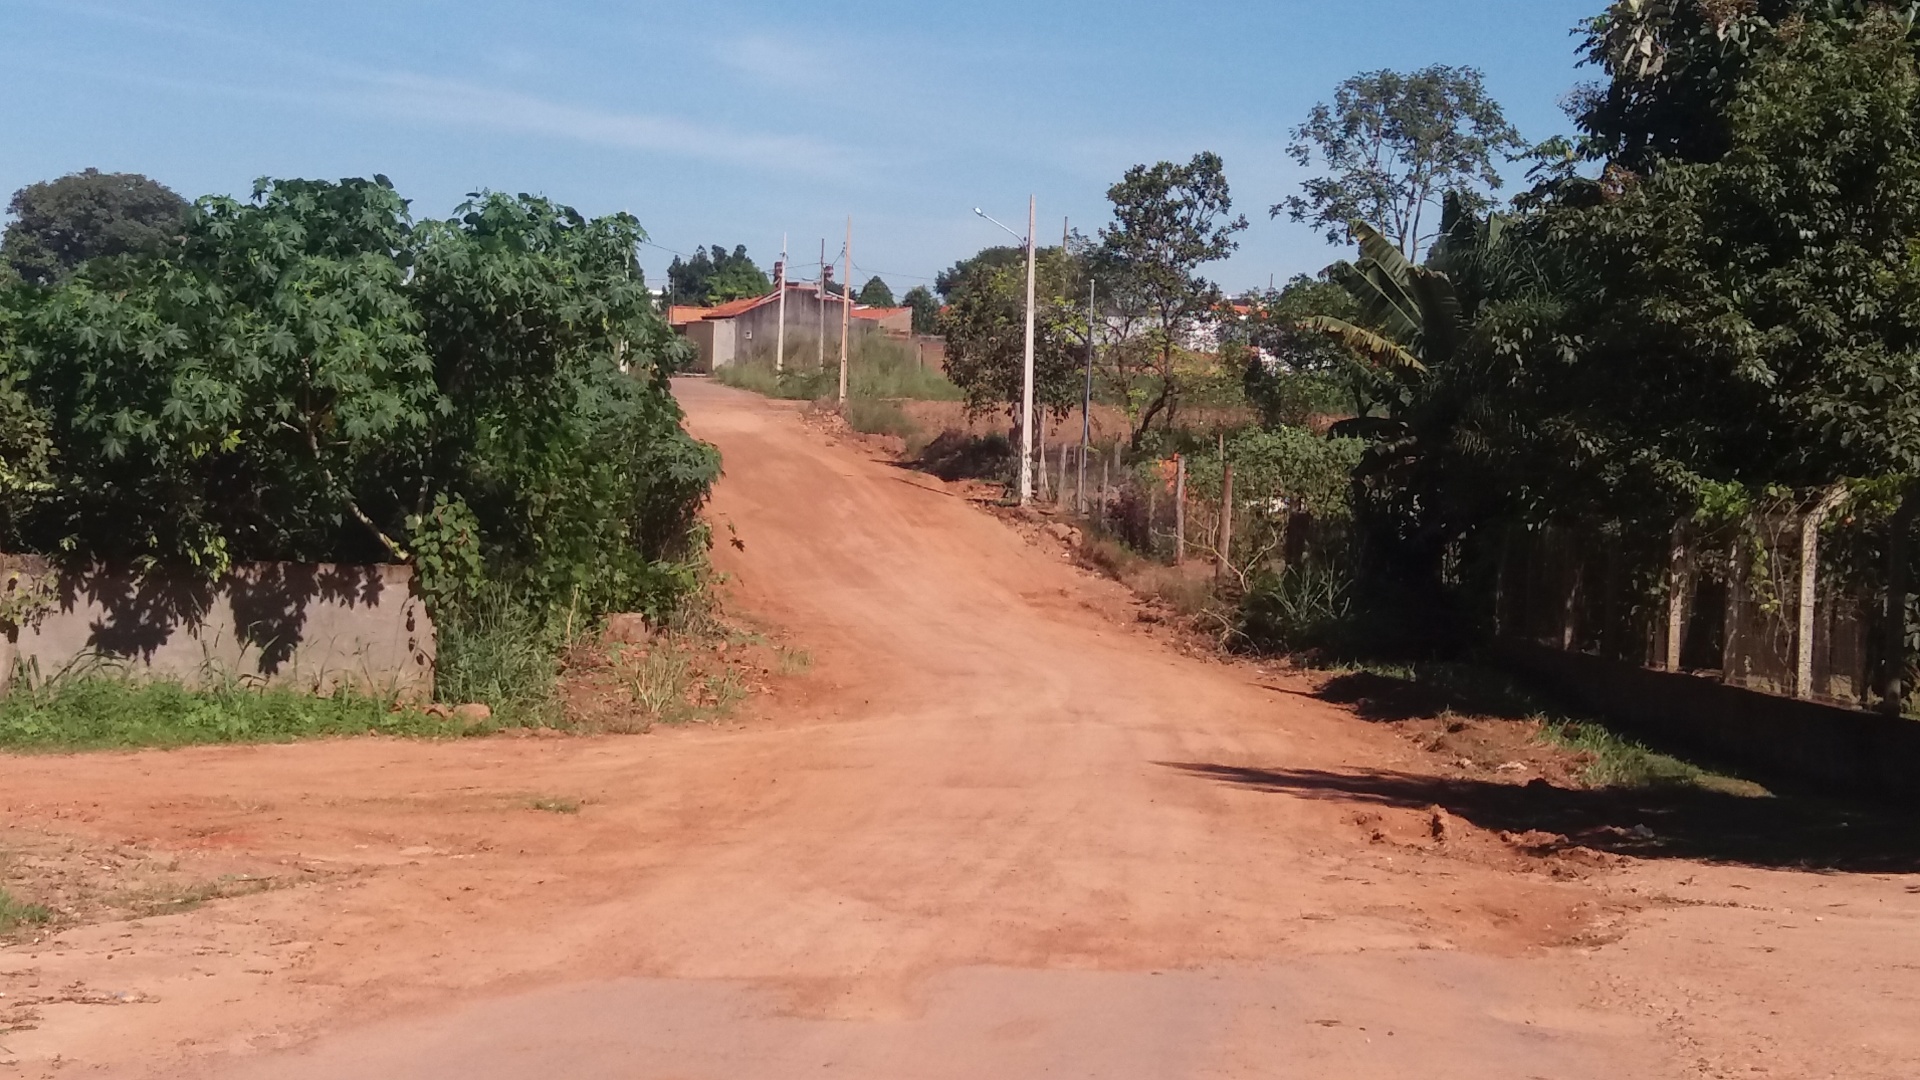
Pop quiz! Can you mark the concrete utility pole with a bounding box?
[1021,195,1037,505]
[818,239,827,372]
[972,200,1039,505]
[1080,279,1095,515]
[775,233,788,374]
[839,216,852,407]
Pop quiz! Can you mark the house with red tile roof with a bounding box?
[670,264,912,373]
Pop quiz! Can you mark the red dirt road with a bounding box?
[2,379,1917,1078]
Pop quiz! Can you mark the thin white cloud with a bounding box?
[711,33,829,88]
[353,72,854,179]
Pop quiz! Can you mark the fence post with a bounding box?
[1796,482,1850,700]
[1037,441,1050,503]
[1058,441,1070,507]
[1885,483,1917,715]
[1218,439,1234,578]
[1174,454,1187,565]
[1101,455,1111,523]
[1666,525,1689,672]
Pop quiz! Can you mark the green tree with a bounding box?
[937,246,1085,421]
[1562,0,1916,175]
[1523,13,1920,505]
[856,275,895,306]
[935,246,1023,300]
[1239,274,1367,426]
[902,285,939,333]
[3,169,189,285]
[0,177,716,619]
[1279,66,1524,259]
[1096,152,1249,444]
[666,244,770,305]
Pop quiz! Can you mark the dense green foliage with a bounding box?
[1242,5,1920,680]
[3,169,189,285]
[0,177,717,624]
[666,243,771,305]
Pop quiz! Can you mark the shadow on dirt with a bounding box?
[1158,762,1920,874]
[1309,666,1542,723]
[910,430,1013,484]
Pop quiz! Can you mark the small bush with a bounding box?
[1239,562,1356,651]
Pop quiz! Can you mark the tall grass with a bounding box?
[716,334,960,402]
[432,586,566,726]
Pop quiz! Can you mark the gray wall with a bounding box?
[1,556,435,701]
[1496,640,1920,805]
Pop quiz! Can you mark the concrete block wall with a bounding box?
[0,556,434,701]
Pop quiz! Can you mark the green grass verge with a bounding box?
[0,677,462,752]
[1321,659,1757,793]
[0,887,52,933]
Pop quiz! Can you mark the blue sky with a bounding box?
[3,0,1598,295]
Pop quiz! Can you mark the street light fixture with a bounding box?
[975,200,1038,506]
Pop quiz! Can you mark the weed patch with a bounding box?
[529,796,582,814]
[107,875,281,918]
[0,887,51,933]
[844,398,918,440]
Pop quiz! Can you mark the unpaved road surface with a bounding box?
[3,379,1918,1078]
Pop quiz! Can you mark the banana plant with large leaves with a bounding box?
[1299,221,1464,378]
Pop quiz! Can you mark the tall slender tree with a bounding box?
[1279,66,1523,259]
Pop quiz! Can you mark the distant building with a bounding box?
[669,262,912,373]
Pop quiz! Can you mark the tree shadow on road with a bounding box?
[1158,762,1920,875]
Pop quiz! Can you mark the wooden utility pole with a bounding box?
[775,234,788,374]
[1174,454,1187,564]
[817,239,827,372]
[839,218,852,406]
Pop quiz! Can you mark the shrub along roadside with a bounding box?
[0,177,720,635]
[0,177,723,741]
